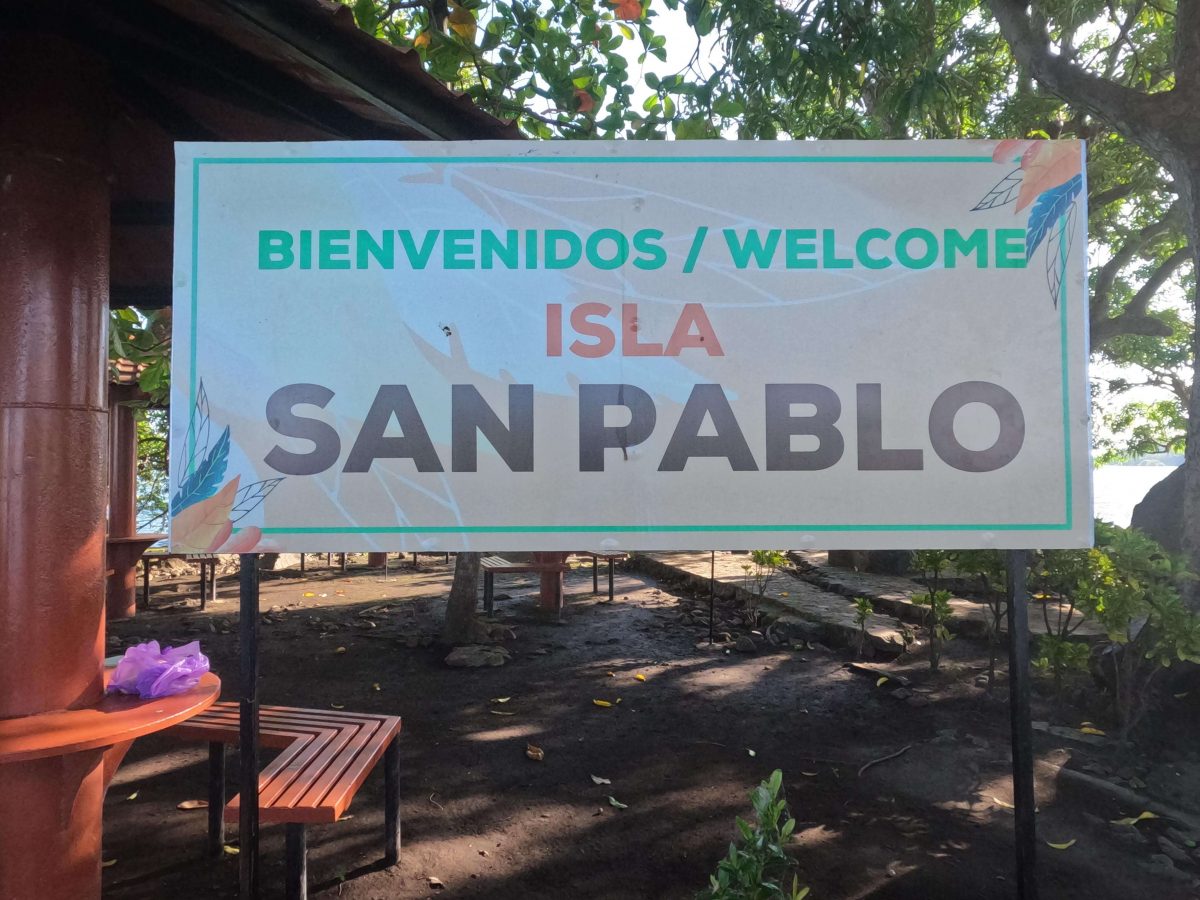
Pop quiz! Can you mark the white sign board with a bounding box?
[170,140,1091,553]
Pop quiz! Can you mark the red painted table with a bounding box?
[0,670,220,897]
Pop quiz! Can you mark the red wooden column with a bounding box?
[533,551,569,615]
[0,33,112,900]
[107,384,140,618]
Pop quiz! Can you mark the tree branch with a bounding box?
[1090,204,1183,323]
[1089,181,1137,210]
[986,0,1174,155]
[1091,311,1174,346]
[1127,245,1192,317]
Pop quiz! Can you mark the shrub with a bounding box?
[700,770,810,900]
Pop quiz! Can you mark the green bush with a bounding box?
[700,770,810,900]
[1034,522,1200,736]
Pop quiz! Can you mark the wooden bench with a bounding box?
[480,555,569,614]
[579,552,629,602]
[141,551,219,609]
[170,702,401,899]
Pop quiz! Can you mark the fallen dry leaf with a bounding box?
[1045,839,1076,850]
[490,710,516,716]
[634,673,646,682]
[591,774,612,785]
[608,796,628,809]
[223,844,240,856]
[372,683,381,692]
[428,875,445,889]
[876,676,889,687]
[102,859,118,868]
[335,646,347,654]
[126,792,138,801]
[330,703,345,710]
[491,697,512,704]
[526,743,545,761]
[1111,811,1157,827]
[747,749,756,757]
[177,799,208,811]
[593,699,613,708]
[800,771,819,777]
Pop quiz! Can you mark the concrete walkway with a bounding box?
[629,552,909,654]
[789,551,1105,641]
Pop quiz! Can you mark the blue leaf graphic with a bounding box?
[170,425,230,515]
[1026,174,1082,261]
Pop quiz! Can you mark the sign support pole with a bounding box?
[1005,549,1038,900]
[708,550,716,645]
[239,553,261,899]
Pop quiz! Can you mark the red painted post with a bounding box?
[533,552,568,615]
[368,552,388,568]
[107,385,140,619]
[0,33,112,900]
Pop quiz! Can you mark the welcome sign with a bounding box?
[169,140,1091,553]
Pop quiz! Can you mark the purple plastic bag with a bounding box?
[108,640,210,699]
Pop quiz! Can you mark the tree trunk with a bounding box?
[1180,168,1200,610]
[441,551,481,644]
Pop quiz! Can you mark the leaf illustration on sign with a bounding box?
[171,425,230,515]
[1045,204,1077,309]
[971,167,1023,211]
[231,478,285,523]
[1026,174,1082,262]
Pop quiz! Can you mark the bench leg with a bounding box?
[593,555,599,595]
[208,743,226,858]
[209,562,218,603]
[608,558,615,602]
[199,561,208,610]
[142,559,151,610]
[340,552,348,573]
[285,823,307,900]
[384,737,401,866]
[484,571,495,616]
[300,552,306,573]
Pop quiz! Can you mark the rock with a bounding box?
[1158,836,1192,863]
[864,550,914,575]
[735,635,759,653]
[889,687,913,700]
[772,616,824,643]
[1130,465,1183,553]
[905,694,930,708]
[445,645,511,668]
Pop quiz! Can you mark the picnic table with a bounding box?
[0,668,220,898]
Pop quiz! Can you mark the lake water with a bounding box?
[1093,465,1177,527]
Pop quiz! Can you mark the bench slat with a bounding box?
[268,720,378,813]
[290,719,382,814]
[313,717,401,818]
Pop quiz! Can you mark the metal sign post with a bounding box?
[239,553,261,899]
[1005,549,1038,900]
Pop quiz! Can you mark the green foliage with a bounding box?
[135,408,170,531]
[912,589,953,672]
[954,549,1006,690]
[745,550,786,596]
[1033,632,1090,681]
[1034,522,1200,734]
[700,770,809,900]
[853,596,873,658]
[109,307,171,404]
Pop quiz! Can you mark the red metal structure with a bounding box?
[0,3,514,897]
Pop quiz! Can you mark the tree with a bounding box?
[442,551,484,642]
[983,0,1200,597]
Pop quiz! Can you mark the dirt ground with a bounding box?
[101,555,1200,899]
